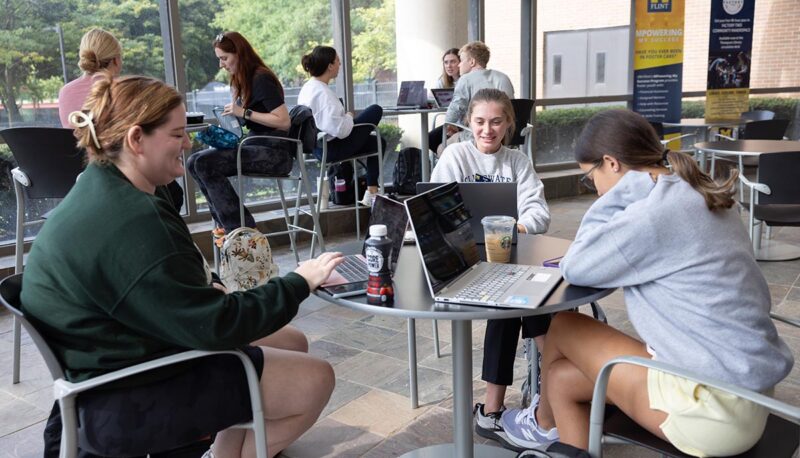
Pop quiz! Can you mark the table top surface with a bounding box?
[314,234,614,321]
[663,118,750,128]
[694,139,800,155]
[382,107,446,116]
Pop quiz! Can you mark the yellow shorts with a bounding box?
[647,368,769,457]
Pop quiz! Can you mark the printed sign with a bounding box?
[706,0,755,121]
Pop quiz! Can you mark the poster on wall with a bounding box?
[632,0,685,130]
[706,0,755,121]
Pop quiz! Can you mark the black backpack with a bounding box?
[392,147,422,195]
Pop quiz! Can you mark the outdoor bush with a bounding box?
[378,123,403,152]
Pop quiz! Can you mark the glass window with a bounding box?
[1,1,167,246]
[596,52,606,84]
[553,55,562,85]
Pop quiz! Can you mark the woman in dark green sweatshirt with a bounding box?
[21,73,342,457]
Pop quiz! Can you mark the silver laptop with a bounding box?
[416,182,518,244]
[319,195,408,298]
[385,81,426,110]
[431,88,454,108]
[405,182,561,309]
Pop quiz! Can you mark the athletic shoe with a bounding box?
[501,394,560,450]
[360,190,378,207]
[201,450,214,458]
[474,403,525,452]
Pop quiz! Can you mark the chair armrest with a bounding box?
[738,174,771,195]
[588,356,800,457]
[11,167,30,187]
[520,123,534,137]
[444,121,470,131]
[432,113,447,127]
[712,133,735,141]
[770,312,800,329]
[52,349,254,399]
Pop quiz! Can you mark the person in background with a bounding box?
[23,73,340,458]
[500,109,793,456]
[297,45,386,208]
[428,48,461,153]
[187,31,294,233]
[58,28,122,128]
[431,88,551,449]
[436,41,514,155]
[58,27,183,211]
[434,47,460,89]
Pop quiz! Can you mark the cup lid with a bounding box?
[369,224,387,236]
[481,215,516,225]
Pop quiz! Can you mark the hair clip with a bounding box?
[662,148,670,162]
[215,33,225,43]
[68,111,102,150]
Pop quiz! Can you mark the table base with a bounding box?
[755,240,800,262]
[399,443,518,457]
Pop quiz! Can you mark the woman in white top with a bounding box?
[431,88,552,447]
[297,46,385,206]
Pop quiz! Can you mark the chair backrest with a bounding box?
[288,105,318,155]
[743,119,790,140]
[648,121,665,139]
[741,110,776,122]
[757,151,800,206]
[508,99,535,146]
[0,127,85,199]
[0,274,65,380]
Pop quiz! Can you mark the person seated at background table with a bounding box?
[431,88,551,447]
[298,45,386,208]
[22,73,341,458]
[500,109,794,456]
[433,41,514,156]
[58,27,184,212]
[427,48,460,153]
[187,31,294,234]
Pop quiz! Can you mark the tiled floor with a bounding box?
[2,194,800,458]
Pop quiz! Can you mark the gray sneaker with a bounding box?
[474,403,525,452]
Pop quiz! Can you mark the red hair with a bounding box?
[214,32,283,106]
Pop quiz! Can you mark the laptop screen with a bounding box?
[397,81,426,107]
[431,88,454,108]
[363,195,408,268]
[405,182,481,295]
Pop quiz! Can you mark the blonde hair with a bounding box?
[78,28,122,74]
[466,88,515,145]
[460,41,491,68]
[73,74,183,164]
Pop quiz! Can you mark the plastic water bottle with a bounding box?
[365,224,394,304]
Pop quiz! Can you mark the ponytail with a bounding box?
[665,149,738,211]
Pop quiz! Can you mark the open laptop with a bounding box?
[320,195,409,298]
[384,81,426,110]
[405,182,561,308]
[416,182,518,244]
[431,88,454,108]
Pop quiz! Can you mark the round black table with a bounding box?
[315,234,614,457]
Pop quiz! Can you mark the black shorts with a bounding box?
[77,346,264,457]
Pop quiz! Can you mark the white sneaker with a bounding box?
[500,394,560,449]
[360,190,378,207]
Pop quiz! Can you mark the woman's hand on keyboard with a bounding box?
[295,252,344,290]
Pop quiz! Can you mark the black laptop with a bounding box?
[431,88,454,108]
[384,81,426,110]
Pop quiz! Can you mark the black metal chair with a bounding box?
[710,119,791,182]
[0,127,85,384]
[588,356,800,458]
[0,273,268,458]
[738,150,800,261]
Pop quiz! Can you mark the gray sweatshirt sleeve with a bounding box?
[446,79,469,124]
[514,156,550,234]
[560,172,659,288]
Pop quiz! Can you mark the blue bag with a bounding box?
[196,125,240,150]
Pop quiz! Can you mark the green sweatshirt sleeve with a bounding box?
[111,251,310,350]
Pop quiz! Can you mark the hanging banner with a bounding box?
[632,0,685,126]
[706,0,755,121]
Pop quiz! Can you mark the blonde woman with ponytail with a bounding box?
[23,74,340,458]
[58,28,122,127]
[499,109,793,457]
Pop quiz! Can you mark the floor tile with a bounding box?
[281,417,383,458]
[327,390,430,437]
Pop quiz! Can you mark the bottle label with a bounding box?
[365,246,384,272]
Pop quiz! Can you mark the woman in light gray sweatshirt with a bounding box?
[432,89,553,446]
[500,109,793,456]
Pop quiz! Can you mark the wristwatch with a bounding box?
[244,109,253,121]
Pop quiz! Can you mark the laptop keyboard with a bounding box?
[336,255,369,282]
[453,264,529,302]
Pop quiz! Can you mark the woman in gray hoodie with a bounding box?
[500,109,793,456]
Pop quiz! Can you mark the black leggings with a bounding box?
[481,315,551,386]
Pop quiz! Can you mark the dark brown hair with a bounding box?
[301,46,338,77]
[574,109,737,210]
[214,31,283,106]
[439,48,460,89]
[76,74,183,164]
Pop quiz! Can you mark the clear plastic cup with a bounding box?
[481,215,515,263]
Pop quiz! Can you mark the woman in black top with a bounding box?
[187,31,293,232]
